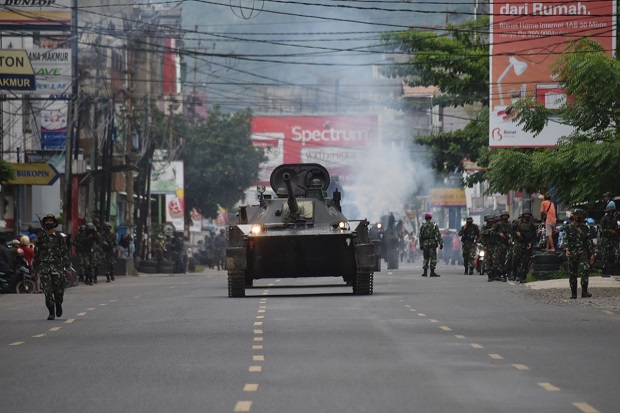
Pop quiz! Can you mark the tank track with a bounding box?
[353,269,374,295]
[228,271,246,297]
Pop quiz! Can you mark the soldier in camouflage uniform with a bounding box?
[458,217,480,275]
[510,209,537,283]
[33,214,71,320]
[480,215,497,281]
[599,205,618,277]
[101,222,117,282]
[418,212,443,277]
[564,208,595,299]
[492,211,511,282]
[76,223,100,285]
[74,225,88,282]
[92,218,104,283]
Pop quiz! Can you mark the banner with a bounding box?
[0,0,71,27]
[251,116,379,186]
[489,0,616,147]
[40,100,67,149]
[27,48,71,95]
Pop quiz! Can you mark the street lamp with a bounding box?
[496,56,528,106]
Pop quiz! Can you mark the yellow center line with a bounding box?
[512,364,529,370]
[471,343,483,349]
[253,355,264,361]
[9,341,25,346]
[253,337,263,342]
[572,402,600,413]
[244,384,259,392]
[439,326,452,331]
[488,354,504,360]
[252,345,263,350]
[417,313,426,317]
[538,382,560,391]
[455,335,466,339]
[64,319,75,324]
[49,327,61,332]
[32,334,47,338]
[234,401,253,412]
[249,366,262,372]
[77,312,87,316]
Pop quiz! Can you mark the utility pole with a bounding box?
[125,31,135,234]
[63,0,78,237]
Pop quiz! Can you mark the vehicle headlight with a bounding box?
[479,250,485,257]
[251,224,263,235]
[332,221,350,230]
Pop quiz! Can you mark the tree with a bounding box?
[380,17,490,181]
[181,106,266,217]
[488,39,620,205]
[0,160,15,184]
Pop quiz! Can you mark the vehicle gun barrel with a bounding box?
[283,172,299,216]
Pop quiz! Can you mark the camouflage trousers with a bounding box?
[491,244,508,275]
[102,251,116,276]
[80,254,98,284]
[600,238,618,274]
[568,257,590,290]
[421,241,438,270]
[512,242,532,281]
[41,272,64,309]
[462,243,476,269]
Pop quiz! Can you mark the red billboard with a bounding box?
[252,116,379,186]
[490,0,616,147]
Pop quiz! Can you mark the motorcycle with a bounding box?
[0,262,36,294]
[474,244,485,275]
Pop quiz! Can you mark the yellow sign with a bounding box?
[430,188,466,207]
[0,50,35,91]
[9,163,60,185]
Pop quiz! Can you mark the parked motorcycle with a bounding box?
[0,262,36,294]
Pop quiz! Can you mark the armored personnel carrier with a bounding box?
[226,163,375,297]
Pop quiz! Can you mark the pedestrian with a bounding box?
[441,230,453,265]
[564,208,595,299]
[101,222,117,282]
[128,237,136,258]
[19,235,34,267]
[603,192,616,210]
[213,229,227,271]
[458,217,480,275]
[77,223,100,286]
[118,233,130,257]
[541,193,557,251]
[408,236,416,263]
[480,215,498,282]
[510,209,537,283]
[418,212,443,277]
[599,204,618,277]
[493,211,511,282]
[32,214,71,320]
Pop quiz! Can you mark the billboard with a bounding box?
[490,0,616,147]
[151,160,185,229]
[27,48,71,95]
[41,100,67,149]
[251,116,379,186]
[0,0,71,27]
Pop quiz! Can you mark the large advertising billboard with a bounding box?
[251,116,379,186]
[0,0,71,27]
[490,0,616,147]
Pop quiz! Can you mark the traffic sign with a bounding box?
[0,50,36,91]
[9,163,60,185]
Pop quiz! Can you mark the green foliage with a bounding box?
[0,160,15,184]
[181,106,266,217]
[380,17,490,108]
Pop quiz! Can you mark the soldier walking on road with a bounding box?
[214,229,227,271]
[33,214,71,320]
[77,223,100,286]
[480,215,497,282]
[599,205,618,277]
[564,208,595,299]
[458,217,480,275]
[92,219,104,283]
[493,211,512,282]
[418,212,443,277]
[101,222,117,282]
[510,210,537,283]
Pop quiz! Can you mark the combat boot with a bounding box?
[47,304,55,320]
[55,303,63,318]
[430,269,441,277]
[110,274,115,281]
[487,271,494,282]
[581,285,592,298]
[106,275,111,283]
[501,274,507,282]
[468,267,474,275]
[464,265,468,275]
[570,285,578,299]
[422,269,428,277]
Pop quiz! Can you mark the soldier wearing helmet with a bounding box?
[599,204,618,277]
[100,222,117,282]
[32,214,71,320]
[458,217,480,275]
[510,209,537,283]
[491,211,511,282]
[418,212,443,277]
[564,208,595,299]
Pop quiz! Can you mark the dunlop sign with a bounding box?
[9,163,60,185]
[0,50,36,91]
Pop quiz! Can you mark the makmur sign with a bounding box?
[0,50,35,91]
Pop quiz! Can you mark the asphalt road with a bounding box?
[1,261,619,413]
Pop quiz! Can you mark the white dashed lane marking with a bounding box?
[538,382,560,391]
[512,364,530,370]
[572,402,600,413]
[234,401,253,412]
[243,384,258,392]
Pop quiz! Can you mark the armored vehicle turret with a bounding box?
[226,163,375,297]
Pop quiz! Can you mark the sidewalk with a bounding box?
[526,276,620,290]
